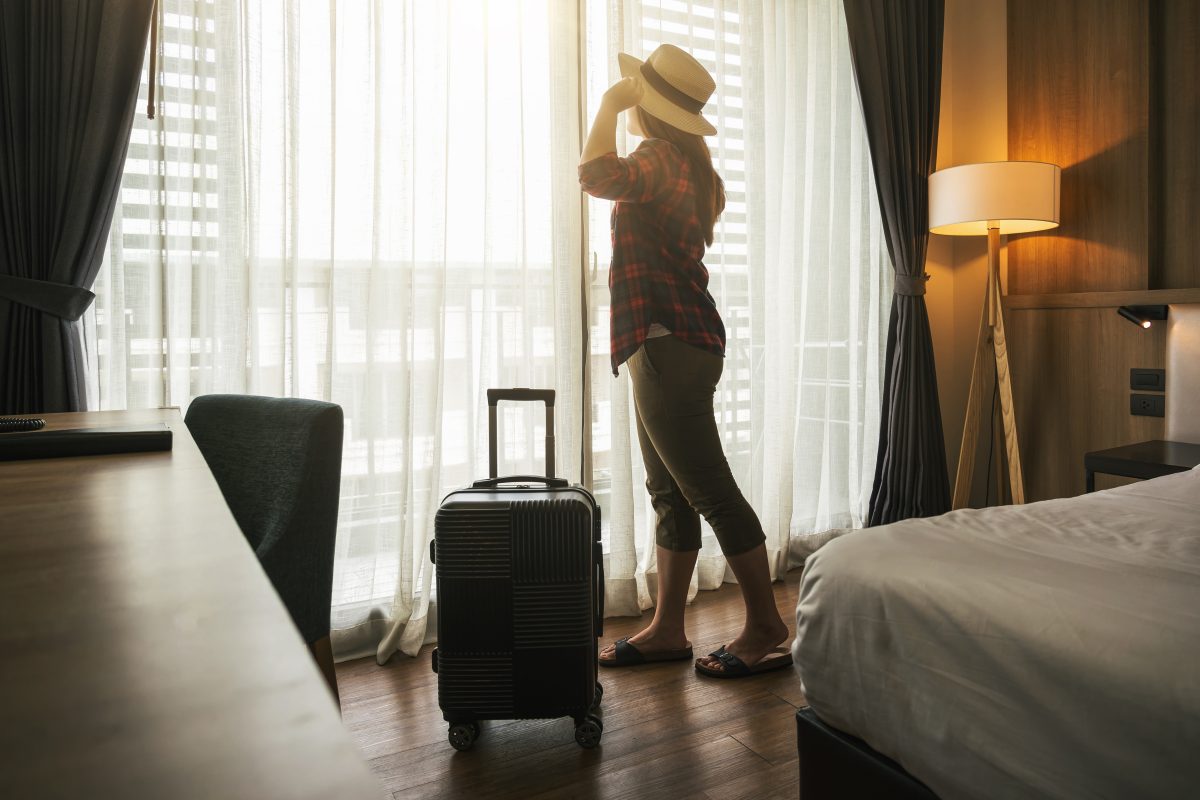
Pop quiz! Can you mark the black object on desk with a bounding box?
[0,424,173,461]
[0,416,46,432]
[1084,439,1200,492]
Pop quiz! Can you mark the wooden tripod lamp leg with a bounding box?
[989,228,1026,504]
[953,226,1026,509]
[952,272,993,510]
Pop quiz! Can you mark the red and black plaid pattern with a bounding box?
[579,138,726,376]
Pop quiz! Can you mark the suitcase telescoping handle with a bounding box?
[486,388,558,481]
[471,475,568,489]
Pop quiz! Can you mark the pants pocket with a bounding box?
[640,337,667,377]
[645,335,722,388]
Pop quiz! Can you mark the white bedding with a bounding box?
[794,466,1200,800]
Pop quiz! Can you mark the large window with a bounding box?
[584,0,754,549]
[88,1,223,411]
[87,0,889,655]
[584,0,890,571]
[88,0,579,648]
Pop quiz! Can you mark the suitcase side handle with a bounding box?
[594,508,604,637]
[471,475,569,489]
[487,388,556,480]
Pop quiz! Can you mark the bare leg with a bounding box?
[697,543,788,671]
[599,546,697,662]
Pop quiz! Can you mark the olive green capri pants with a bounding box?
[627,334,766,556]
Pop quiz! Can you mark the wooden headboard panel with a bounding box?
[1167,305,1200,444]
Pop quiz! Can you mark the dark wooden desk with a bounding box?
[1084,439,1200,492]
[0,409,382,799]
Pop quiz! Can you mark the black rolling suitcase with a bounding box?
[430,388,604,751]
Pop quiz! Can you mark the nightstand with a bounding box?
[1084,440,1200,492]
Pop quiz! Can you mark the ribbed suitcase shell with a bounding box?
[433,484,602,725]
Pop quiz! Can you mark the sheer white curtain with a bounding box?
[86,0,887,660]
[586,0,890,616]
[748,0,891,562]
[85,0,585,662]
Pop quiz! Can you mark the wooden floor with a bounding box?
[336,569,806,800]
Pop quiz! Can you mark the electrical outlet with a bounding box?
[1130,393,1165,417]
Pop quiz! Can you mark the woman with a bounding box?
[578,44,791,678]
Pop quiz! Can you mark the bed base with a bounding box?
[796,707,940,799]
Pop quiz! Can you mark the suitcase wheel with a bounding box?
[592,681,604,710]
[448,721,480,751]
[574,715,603,749]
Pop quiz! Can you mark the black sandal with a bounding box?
[598,636,694,668]
[694,645,793,679]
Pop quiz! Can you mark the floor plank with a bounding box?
[700,758,800,800]
[337,569,806,799]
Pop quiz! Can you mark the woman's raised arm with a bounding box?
[579,77,643,165]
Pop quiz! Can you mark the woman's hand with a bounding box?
[601,76,644,113]
[581,77,643,166]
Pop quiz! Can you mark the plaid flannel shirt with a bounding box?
[578,138,726,376]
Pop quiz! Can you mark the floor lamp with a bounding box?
[929,161,1061,508]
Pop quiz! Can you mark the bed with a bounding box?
[794,465,1200,798]
[792,305,1200,799]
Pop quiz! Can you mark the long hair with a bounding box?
[636,108,726,247]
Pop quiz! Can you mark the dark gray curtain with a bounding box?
[843,0,951,525]
[0,0,153,414]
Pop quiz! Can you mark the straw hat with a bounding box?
[618,44,716,136]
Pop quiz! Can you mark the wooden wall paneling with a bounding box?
[1007,306,1165,501]
[996,0,1199,502]
[1006,288,1200,310]
[1156,0,1200,289]
[1007,0,1149,295]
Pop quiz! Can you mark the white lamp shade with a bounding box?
[929,161,1061,236]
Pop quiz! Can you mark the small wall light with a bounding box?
[1118,305,1168,329]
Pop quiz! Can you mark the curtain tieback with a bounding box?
[0,274,96,321]
[893,272,929,296]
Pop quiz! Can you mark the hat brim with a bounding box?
[618,52,717,137]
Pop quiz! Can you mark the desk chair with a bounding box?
[185,395,343,704]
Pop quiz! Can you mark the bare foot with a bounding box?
[696,618,789,673]
[599,626,691,664]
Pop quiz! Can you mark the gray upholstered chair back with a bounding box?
[185,394,343,645]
